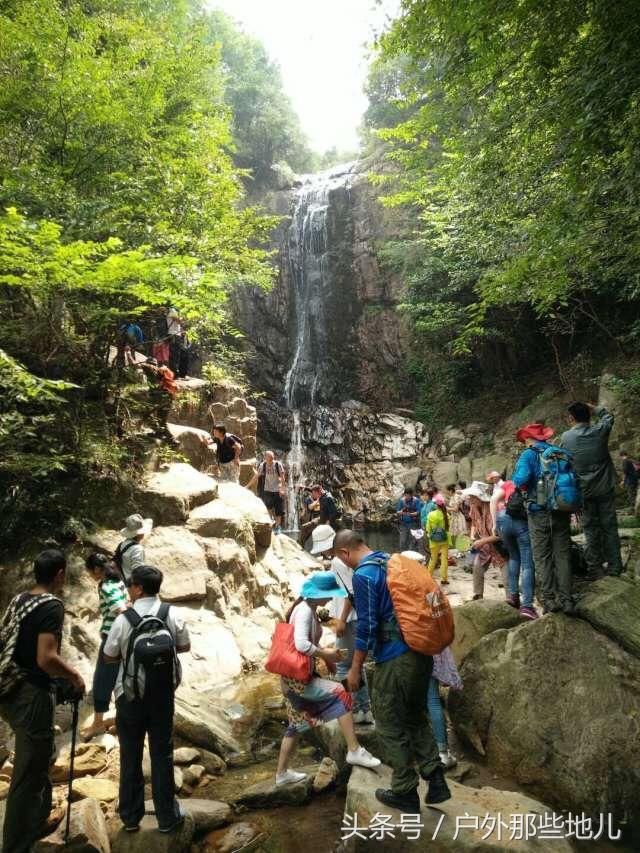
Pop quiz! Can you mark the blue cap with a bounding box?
[301,571,347,600]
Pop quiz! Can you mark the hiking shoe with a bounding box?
[353,710,375,725]
[441,580,449,585]
[123,825,140,833]
[425,766,452,804]
[346,746,381,769]
[439,750,458,769]
[275,769,307,786]
[519,606,539,620]
[506,593,520,609]
[375,787,420,814]
[158,816,184,834]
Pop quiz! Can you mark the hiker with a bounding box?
[0,550,85,853]
[116,320,144,368]
[248,451,286,534]
[151,310,171,366]
[140,357,177,439]
[445,484,468,548]
[310,483,341,530]
[297,486,319,546]
[426,495,450,585]
[82,554,129,741]
[166,307,183,376]
[457,480,471,533]
[560,403,622,578]
[486,470,504,489]
[115,514,152,583]
[104,565,190,834]
[396,487,423,551]
[335,529,451,814]
[462,481,508,600]
[275,572,380,787]
[309,525,374,726]
[491,481,538,619]
[620,451,639,510]
[212,424,243,483]
[513,422,575,614]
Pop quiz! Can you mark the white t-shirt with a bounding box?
[167,316,182,336]
[328,557,357,622]
[104,597,190,700]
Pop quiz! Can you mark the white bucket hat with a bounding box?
[401,550,427,564]
[120,513,153,539]
[310,524,336,556]
[461,481,491,501]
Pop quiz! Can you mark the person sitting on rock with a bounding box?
[104,565,190,834]
[275,572,380,787]
[310,525,375,726]
[82,553,129,741]
[212,423,243,484]
[335,529,451,814]
[115,513,152,583]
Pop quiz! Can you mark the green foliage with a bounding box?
[369,0,640,425]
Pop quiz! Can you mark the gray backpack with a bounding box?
[0,594,59,698]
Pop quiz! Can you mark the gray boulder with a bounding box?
[451,599,523,664]
[111,813,195,852]
[576,575,640,658]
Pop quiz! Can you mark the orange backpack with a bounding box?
[385,553,455,655]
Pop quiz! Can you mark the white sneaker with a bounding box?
[346,746,381,769]
[439,750,457,769]
[275,769,307,787]
[353,710,375,725]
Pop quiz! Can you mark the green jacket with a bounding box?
[559,406,616,498]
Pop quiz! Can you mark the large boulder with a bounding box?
[451,600,523,665]
[233,764,318,808]
[143,526,210,602]
[216,483,273,549]
[575,575,640,659]
[449,615,640,829]
[177,611,243,690]
[167,423,217,471]
[187,501,255,560]
[145,799,231,833]
[137,464,217,525]
[344,766,573,851]
[34,797,110,853]
[111,813,195,853]
[174,688,243,757]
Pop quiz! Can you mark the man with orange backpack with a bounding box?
[334,529,451,814]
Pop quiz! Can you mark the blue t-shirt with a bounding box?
[420,500,436,526]
[353,551,409,664]
[396,497,422,528]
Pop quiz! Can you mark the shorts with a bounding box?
[263,491,284,516]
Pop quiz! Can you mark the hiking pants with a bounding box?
[372,650,440,795]
[398,526,424,554]
[0,681,55,853]
[336,621,371,714]
[472,554,509,598]
[116,695,181,830]
[428,542,449,582]
[92,636,119,713]
[527,509,572,609]
[582,491,623,575]
[497,513,535,607]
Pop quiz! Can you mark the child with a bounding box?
[427,495,450,585]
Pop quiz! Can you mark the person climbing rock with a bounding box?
[335,529,451,814]
[275,572,380,787]
[140,357,177,440]
[560,402,622,578]
[115,513,152,583]
[248,450,286,533]
[212,424,244,483]
[310,484,341,530]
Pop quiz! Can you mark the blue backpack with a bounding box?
[532,443,582,513]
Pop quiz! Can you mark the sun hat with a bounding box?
[120,513,153,539]
[516,422,555,444]
[310,524,336,555]
[461,481,491,501]
[401,550,427,564]
[301,572,347,600]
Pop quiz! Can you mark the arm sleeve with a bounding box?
[426,511,433,535]
[512,451,533,489]
[128,543,145,571]
[593,407,614,434]
[103,616,124,659]
[354,572,378,653]
[36,601,64,635]
[292,606,317,656]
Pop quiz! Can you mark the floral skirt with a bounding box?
[282,674,353,736]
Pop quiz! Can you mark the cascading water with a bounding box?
[283,163,356,529]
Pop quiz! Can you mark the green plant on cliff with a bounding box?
[369,0,640,426]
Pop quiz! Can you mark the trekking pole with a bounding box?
[64,698,80,844]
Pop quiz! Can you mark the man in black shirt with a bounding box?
[212,423,243,483]
[0,550,85,853]
[310,484,341,529]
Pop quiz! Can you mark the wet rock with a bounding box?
[71,776,119,803]
[137,463,218,525]
[451,599,523,664]
[199,821,262,853]
[111,813,195,852]
[575,575,640,658]
[173,747,200,765]
[143,526,209,603]
[345,765,573,851]
[51,743,107,783]
[312,756,339,793]
[449,614,640,829]
[34,797,109,853]
[234,764,317,808]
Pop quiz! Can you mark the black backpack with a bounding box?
[122,604,181,702]
[113,540,137,573]
[505,489,528,521]
[0,594,60,698]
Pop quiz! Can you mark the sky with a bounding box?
[208,0,402,153]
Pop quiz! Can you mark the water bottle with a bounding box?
[535,474,547,507]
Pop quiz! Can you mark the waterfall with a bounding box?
[283,163,356,530]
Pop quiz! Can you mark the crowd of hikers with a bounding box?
[0,397,637,848]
